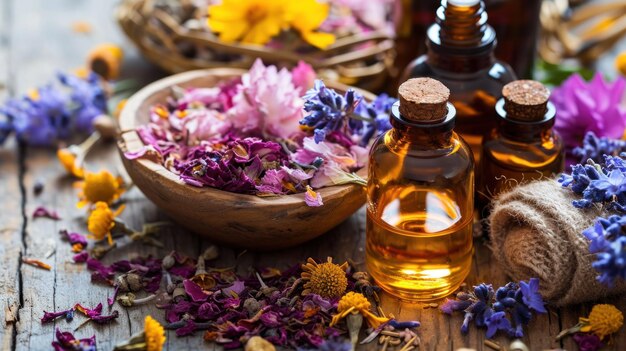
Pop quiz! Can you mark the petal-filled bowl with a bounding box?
[117,69,370,250]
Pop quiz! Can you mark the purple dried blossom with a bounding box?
[52,328,96,351]
[183,279,210,302]
[86,258,114,284]
[73,252,89,263]
[32,206,61,220]
[60,229,88,248]
[573,332,604,351]
[42,308,74,323]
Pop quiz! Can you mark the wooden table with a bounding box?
[0,1,625,350]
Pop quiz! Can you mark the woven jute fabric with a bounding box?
[489,180,626,306]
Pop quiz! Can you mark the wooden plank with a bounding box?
[0,1,22,350]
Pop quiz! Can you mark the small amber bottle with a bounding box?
[402,0,516,161]
[367,78,474,301]
[479,80,564,209]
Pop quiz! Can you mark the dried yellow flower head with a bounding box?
[330,292,389,329]
[77,170,124,208]
[145,315,165,351]
[87,202,124,245]
[301,257,348,299]
[580,304,624,340]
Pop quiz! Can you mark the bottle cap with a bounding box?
[502,80,550,122]
[398,78,450,122]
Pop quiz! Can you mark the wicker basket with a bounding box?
[116,0,396,92]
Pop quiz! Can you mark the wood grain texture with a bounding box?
[3,0,626,350]
[0,0,22,350]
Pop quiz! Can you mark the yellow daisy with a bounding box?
[77,170,124,208]
[287,0,335,49]
[208,0,289,46]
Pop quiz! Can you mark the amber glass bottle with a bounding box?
[402,0,516,161]
[479,80,564,210]
[367,78,474,301]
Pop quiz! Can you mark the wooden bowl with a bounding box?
[117,69,369,250]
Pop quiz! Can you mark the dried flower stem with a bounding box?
[22,258,51,270]
[484,339,502,350]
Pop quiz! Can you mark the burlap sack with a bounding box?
[489,180,626,306]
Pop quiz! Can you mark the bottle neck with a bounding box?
[389,102,456,150]
[495,99,557,142]
[426,0,497,72]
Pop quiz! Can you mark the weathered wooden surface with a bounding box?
[0,0,625,351]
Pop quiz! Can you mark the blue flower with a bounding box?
[440,298,472,314]
[485,311,512,339]
[592,236,626,287]
[519,278,547,313]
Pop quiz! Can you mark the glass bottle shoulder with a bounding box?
[369,129,474,182]
[482,130,564,170]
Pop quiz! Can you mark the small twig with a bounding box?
[484,339,502,350]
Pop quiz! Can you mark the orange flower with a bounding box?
[87,202,124,245]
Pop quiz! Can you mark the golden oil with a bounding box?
[479,80,564,212]
[366,78,474,301]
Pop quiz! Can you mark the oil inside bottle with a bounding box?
[366,186,473,301]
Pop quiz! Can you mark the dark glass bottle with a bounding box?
[479,80,564,210]
[395,0,541,79]
[402,0,516,162]
[366,78,474,301]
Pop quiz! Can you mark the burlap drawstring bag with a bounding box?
[489,179,626,306]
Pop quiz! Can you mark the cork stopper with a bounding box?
[502,80,550,122]
[398,78,450,122]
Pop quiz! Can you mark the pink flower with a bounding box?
[291,61,316,94]
[177,87,221,106]
[229,59,304,139]
[294,137,368,188]
[304,186,324,207]
[181,109,230,143]
[553,73,626,152]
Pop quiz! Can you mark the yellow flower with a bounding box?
[59,132,102,179]
[87,43,124,80]
[301,257,348,298]
[57,148,85,178]
[616,52,626,76]
[580,304,624,340]
[330,292,389,328]
[145,315,165,351]
[87,202,124,245]
[77,170,124,208]
[287,0,335,49]
[208,0,289,45]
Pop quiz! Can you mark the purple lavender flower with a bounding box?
[352,93,396,146]
[553,73,626,162]
[592,236,626,286]
[485,311,512,338]
[519,278,547,313]
[52,328,96,351]
[573,132,626,165]
[0,72,107,146]
[58,72,107,132]
[300,80,361,143]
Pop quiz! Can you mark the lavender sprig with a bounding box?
[582,215,626,286]
[299,80,396,145]
[573,131,626,165]
[440,278,546,339]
